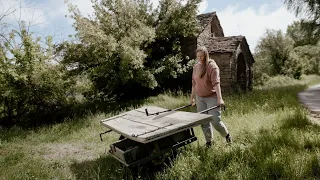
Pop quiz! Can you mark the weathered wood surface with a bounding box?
[100,106,213,143]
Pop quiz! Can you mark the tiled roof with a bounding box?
[203,36,244,53]
[196,12,216,30]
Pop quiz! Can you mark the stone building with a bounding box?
[182,12,255,92]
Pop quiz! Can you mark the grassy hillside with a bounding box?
[1,75,320,180]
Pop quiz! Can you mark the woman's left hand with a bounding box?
[217,98,224,106]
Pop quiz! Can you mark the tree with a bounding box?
[286,21,320,47]
[285,45,320,79]
[285,0,320,19]
[284,0,320,45]
[252,52,272,86]
[254,29,294,76]
[61,0,201,101]
[254,28,319,81]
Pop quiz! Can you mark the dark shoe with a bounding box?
[206,141,212,148]
[226,134,232,144]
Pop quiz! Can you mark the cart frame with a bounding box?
[100,104,223,168]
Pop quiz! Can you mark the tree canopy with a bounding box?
[60,0,202,101]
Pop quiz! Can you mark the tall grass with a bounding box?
[0,75,320,180]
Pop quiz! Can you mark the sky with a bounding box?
[0,0,300,52]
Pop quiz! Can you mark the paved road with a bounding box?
[298,84,320,115]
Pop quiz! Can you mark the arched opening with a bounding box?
[248,65,253,91]
[236,53,247,91]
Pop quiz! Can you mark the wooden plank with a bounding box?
[100,105,167,123]
[101,117,159,138]
[163,111,212,123]
[135,106,168,115]
[137,113,213,143]
[125,114,173,128]
[100,106,214,143]
[120,109,174,128]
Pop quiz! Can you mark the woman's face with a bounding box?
[197,51,205,63]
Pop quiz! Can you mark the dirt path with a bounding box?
[298,84,320,123]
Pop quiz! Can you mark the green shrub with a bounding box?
[0,22,76,127]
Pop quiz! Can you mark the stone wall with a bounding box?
[211,16,224,37]
[230,47,239,87]
[209,52,233,91]
[197,25,212,47]
[197,15,224,47]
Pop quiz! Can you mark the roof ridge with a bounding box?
[197,11,216,16]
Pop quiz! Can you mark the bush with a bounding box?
[284,45,320,79]
[0,23,76,127]
[254,75,300,89]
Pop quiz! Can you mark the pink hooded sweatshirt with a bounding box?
[192,60,220,97]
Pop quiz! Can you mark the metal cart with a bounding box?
[99,104,222,167]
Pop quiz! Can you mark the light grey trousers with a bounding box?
[196,95,229,143]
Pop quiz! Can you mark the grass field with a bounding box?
[1,75,320,180]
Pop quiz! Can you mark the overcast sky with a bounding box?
[0,0,300,52]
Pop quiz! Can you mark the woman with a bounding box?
[190,46,232,147]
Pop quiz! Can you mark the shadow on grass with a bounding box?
[69,153,180,180]
[70,155,125,180]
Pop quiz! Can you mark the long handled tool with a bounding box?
[198,104,225,114]
[145,104,192,116]
[145,104,226,116]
